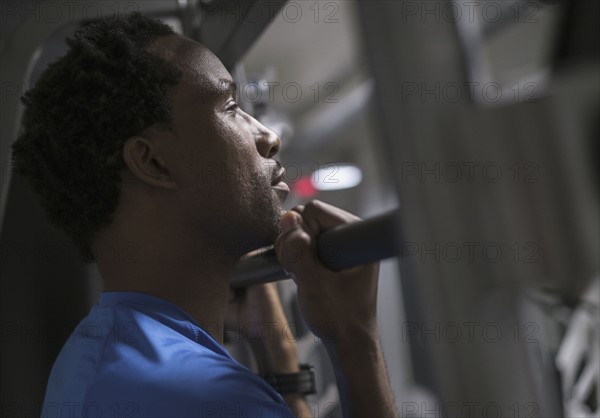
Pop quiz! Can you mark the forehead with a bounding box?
[150,35,234,107]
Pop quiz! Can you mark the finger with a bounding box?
[278,210,302,235]
[275,210,315,249]
[274,213,313,277]
[301,200,361,235]
[275,211,308,251]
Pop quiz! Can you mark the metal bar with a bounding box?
[197,0,287,70]
[230,208,401,287]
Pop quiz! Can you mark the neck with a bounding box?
[95,224,241,346]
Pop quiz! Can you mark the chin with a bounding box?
[250,203,283,249]
[235,187,283,252]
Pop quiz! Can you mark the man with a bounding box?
[12,12,397,418]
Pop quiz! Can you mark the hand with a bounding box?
[274,201,396,418]
[225,282,299,374]
[273,200,380,347]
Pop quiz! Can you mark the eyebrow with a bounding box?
[196,79,237,105]
[216,79,238,97]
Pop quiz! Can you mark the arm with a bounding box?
[226,283,313,418]
[274,200,398,418]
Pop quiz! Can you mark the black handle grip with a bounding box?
[230,208,401,287]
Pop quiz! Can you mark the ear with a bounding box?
[122,136,178,190]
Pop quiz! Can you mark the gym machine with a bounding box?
[1,1,598,417]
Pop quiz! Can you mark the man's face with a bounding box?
[151,35,288,256]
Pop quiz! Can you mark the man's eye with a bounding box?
[226,101,239,112]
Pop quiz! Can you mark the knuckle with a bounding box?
[303,200,321,218]
[286,229,312,248]
[305,200,320,209]
[276,232,313,267]
[275,229,310,251]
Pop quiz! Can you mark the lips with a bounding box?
[272,181,290,192]
[271,164,286,186]
[271,164,289,201]
[272,181,290,202]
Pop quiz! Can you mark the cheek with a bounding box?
[176,116,242,186]
[212,116,264,179]
[233,161,270,203]
[199,114,278,214]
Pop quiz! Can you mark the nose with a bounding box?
[255,121,281,159]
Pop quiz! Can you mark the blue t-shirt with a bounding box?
[41,291,294,418]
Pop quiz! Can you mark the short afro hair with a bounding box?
[11,12,183,262]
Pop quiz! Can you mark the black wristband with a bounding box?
[262,364,317,395]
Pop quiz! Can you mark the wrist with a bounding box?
[262,364,317,396]
[319,320,379,349]
[324,324,382,370]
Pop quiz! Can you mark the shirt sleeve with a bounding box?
[84,354,296,418]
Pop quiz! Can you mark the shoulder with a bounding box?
[48,297,294,417]
[85,343,293,417]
